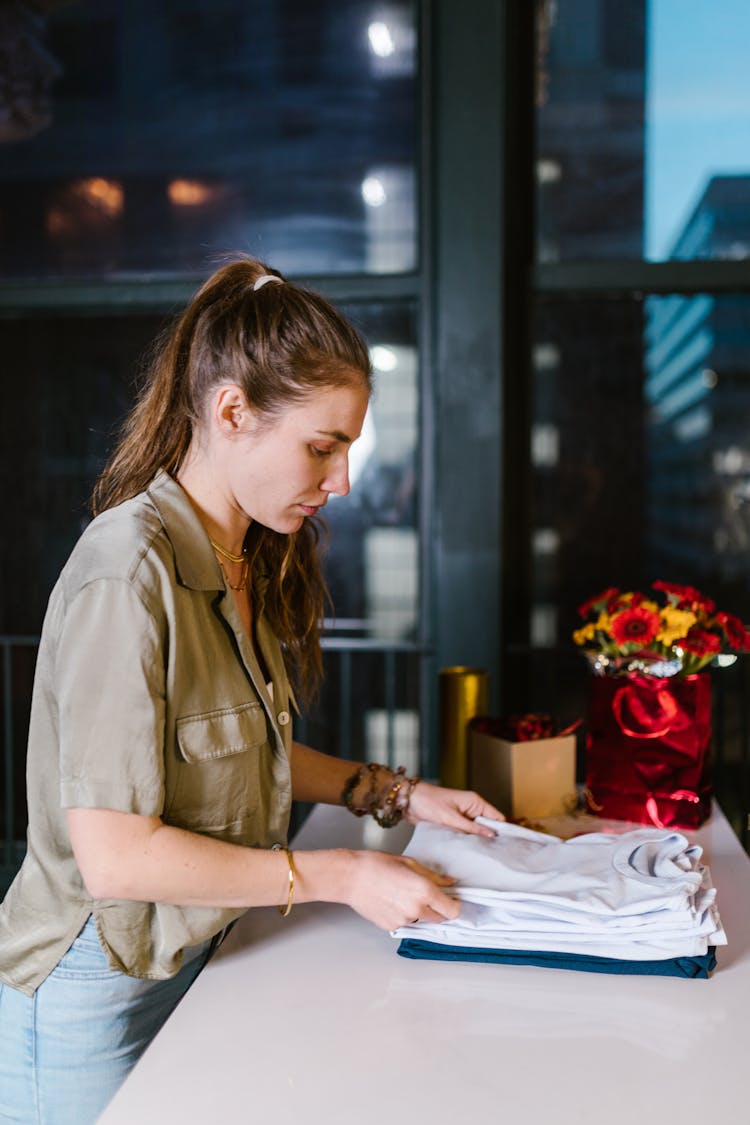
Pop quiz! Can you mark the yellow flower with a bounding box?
[657,607,696,647]
[573,612,611,646]
[595,610,612,634]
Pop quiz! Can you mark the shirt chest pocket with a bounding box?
[166,702,272,838]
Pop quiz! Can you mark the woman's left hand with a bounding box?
[406,781,505,837]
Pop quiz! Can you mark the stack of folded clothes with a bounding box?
[393,818,726,978]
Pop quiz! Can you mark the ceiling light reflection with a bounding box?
[168,179,218,207]
[368,21,395,57]
[370,345,398,371]
[73,178,124,217]
[361,176,387,207]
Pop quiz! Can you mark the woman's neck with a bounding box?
[176,456,251,557]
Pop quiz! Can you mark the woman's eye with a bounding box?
[310,446,332,458]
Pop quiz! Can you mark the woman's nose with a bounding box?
[322,455,351,497]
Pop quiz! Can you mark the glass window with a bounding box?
[528,1,750,843]
[536,0,750,262]
[529,294,750,643]
[326,301,419,641]
[0,0,417,278]
[0,313,158,634]
[1,1,424,869]
[0,300,419,643]
[1,298,421,820]
[522,293,750,829]
[529,296,649,654]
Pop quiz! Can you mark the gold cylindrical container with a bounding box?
[438,666,489,789]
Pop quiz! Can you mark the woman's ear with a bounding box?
[212,383,253,437]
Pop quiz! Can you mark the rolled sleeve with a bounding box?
[57,578,167,816]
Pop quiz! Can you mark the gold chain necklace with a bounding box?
[216,557,249,592]
[210,537,247,564]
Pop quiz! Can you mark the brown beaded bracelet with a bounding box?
[342,762,379,817]
[372,768,420,827]
[342,762,420,828]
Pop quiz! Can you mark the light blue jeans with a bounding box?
[0,916,219,1124]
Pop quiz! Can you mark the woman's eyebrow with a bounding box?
[315,429,352,443]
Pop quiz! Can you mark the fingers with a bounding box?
[479,801,506,822]
[403,888,460,926]
[398,858,460,923]
[424,893,461,922]
[457,812,504,838]
[407,781,507,834]
[454,791,506,823]
[347,850,462,930]
[459,819,497,838]
[401,856,456,886]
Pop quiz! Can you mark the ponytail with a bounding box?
[92,255,372,702]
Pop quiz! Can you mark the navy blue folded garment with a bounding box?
[397,939,717,979]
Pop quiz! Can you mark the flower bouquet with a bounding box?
[573,581,750,828]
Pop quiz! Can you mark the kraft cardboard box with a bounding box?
[469,722,577,819]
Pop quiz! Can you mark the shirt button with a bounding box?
[277,710,291,726]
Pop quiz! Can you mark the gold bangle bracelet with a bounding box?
[272,844,296,917]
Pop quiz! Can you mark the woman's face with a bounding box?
[223,379,370,534]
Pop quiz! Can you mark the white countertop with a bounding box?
[100,803,750,1124]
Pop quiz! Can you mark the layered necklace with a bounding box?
[210,537,249,592]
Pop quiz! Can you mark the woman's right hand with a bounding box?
[337,849,460,931]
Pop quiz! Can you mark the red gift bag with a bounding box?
[584,671,712,829]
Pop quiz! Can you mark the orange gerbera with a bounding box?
[609,605,661,647]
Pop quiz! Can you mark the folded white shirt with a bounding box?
[393,819,726,960]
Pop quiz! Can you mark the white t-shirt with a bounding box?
[394,819,726,960]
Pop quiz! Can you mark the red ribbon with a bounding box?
[612,682,679,740]
[584,671,712,830]
[608,673,706,762]
[645,790,700,828]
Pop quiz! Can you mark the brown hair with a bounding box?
[92,256,372,702]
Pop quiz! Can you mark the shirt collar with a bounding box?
[146,470,224,591]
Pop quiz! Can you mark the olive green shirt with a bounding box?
[0,471,293,995]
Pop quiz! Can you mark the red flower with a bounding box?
[653,580,715,615]
[610,605,661,647]
[681,627,722,656]
[505,713,555,741]
[577,587,620,619]
[715,611,750,651]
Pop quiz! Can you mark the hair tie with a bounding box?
[254,274,284,291]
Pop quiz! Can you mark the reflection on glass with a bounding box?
[0,301,419,649]
[526,292,750,829]
[536,0,750,263]
[530,294,750,650]
[325,302,419,640]
[0,0,417,278]
[0,314,158,635]
[536,1,646,262]
[1,298,421,824]
[646,293,750,591]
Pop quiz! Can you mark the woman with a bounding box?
[0,258,502,1123]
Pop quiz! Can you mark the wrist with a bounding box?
[292,847,359,908]
[404,778,433,824]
